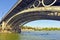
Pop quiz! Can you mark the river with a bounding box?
[0,31,60,40]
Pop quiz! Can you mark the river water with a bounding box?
[0,31,60,40]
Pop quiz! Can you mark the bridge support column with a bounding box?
[2,21,6,31]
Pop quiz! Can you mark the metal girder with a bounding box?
[6,11,60,27]
[6,7,60,25]
[1,0,36,22]
[1,0,60,22]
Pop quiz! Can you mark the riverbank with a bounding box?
[21,26,60,31]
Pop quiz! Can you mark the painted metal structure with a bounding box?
[0,0,60,33]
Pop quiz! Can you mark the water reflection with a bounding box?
[0,33,20,40]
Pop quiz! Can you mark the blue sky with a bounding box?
[0,0,60,28]
[0,0,17,21]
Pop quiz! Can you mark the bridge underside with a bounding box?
[7,11,60,24]
[1,0,60,33]
[3,11,60,33]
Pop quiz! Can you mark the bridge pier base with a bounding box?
[2,21,6,31]
[1,21,21,33]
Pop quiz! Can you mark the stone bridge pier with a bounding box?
[1,21,21,33]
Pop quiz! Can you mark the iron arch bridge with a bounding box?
[0,0,60,33]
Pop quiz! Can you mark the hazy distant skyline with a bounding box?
[0,0,60,28]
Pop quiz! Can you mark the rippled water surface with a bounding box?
[0,31,60,40]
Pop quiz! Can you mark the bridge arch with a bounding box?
[5,8,60,28]
[9,12,59,27]
[1,0,60,33]
[6,7,60,25]
[1,8,60,33]
[3,7,60,33]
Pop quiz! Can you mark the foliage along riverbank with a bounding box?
[21,26,60,31]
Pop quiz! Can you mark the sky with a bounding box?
[0,0,17,21]
[24,20,60,28]
[0,0,60,28]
